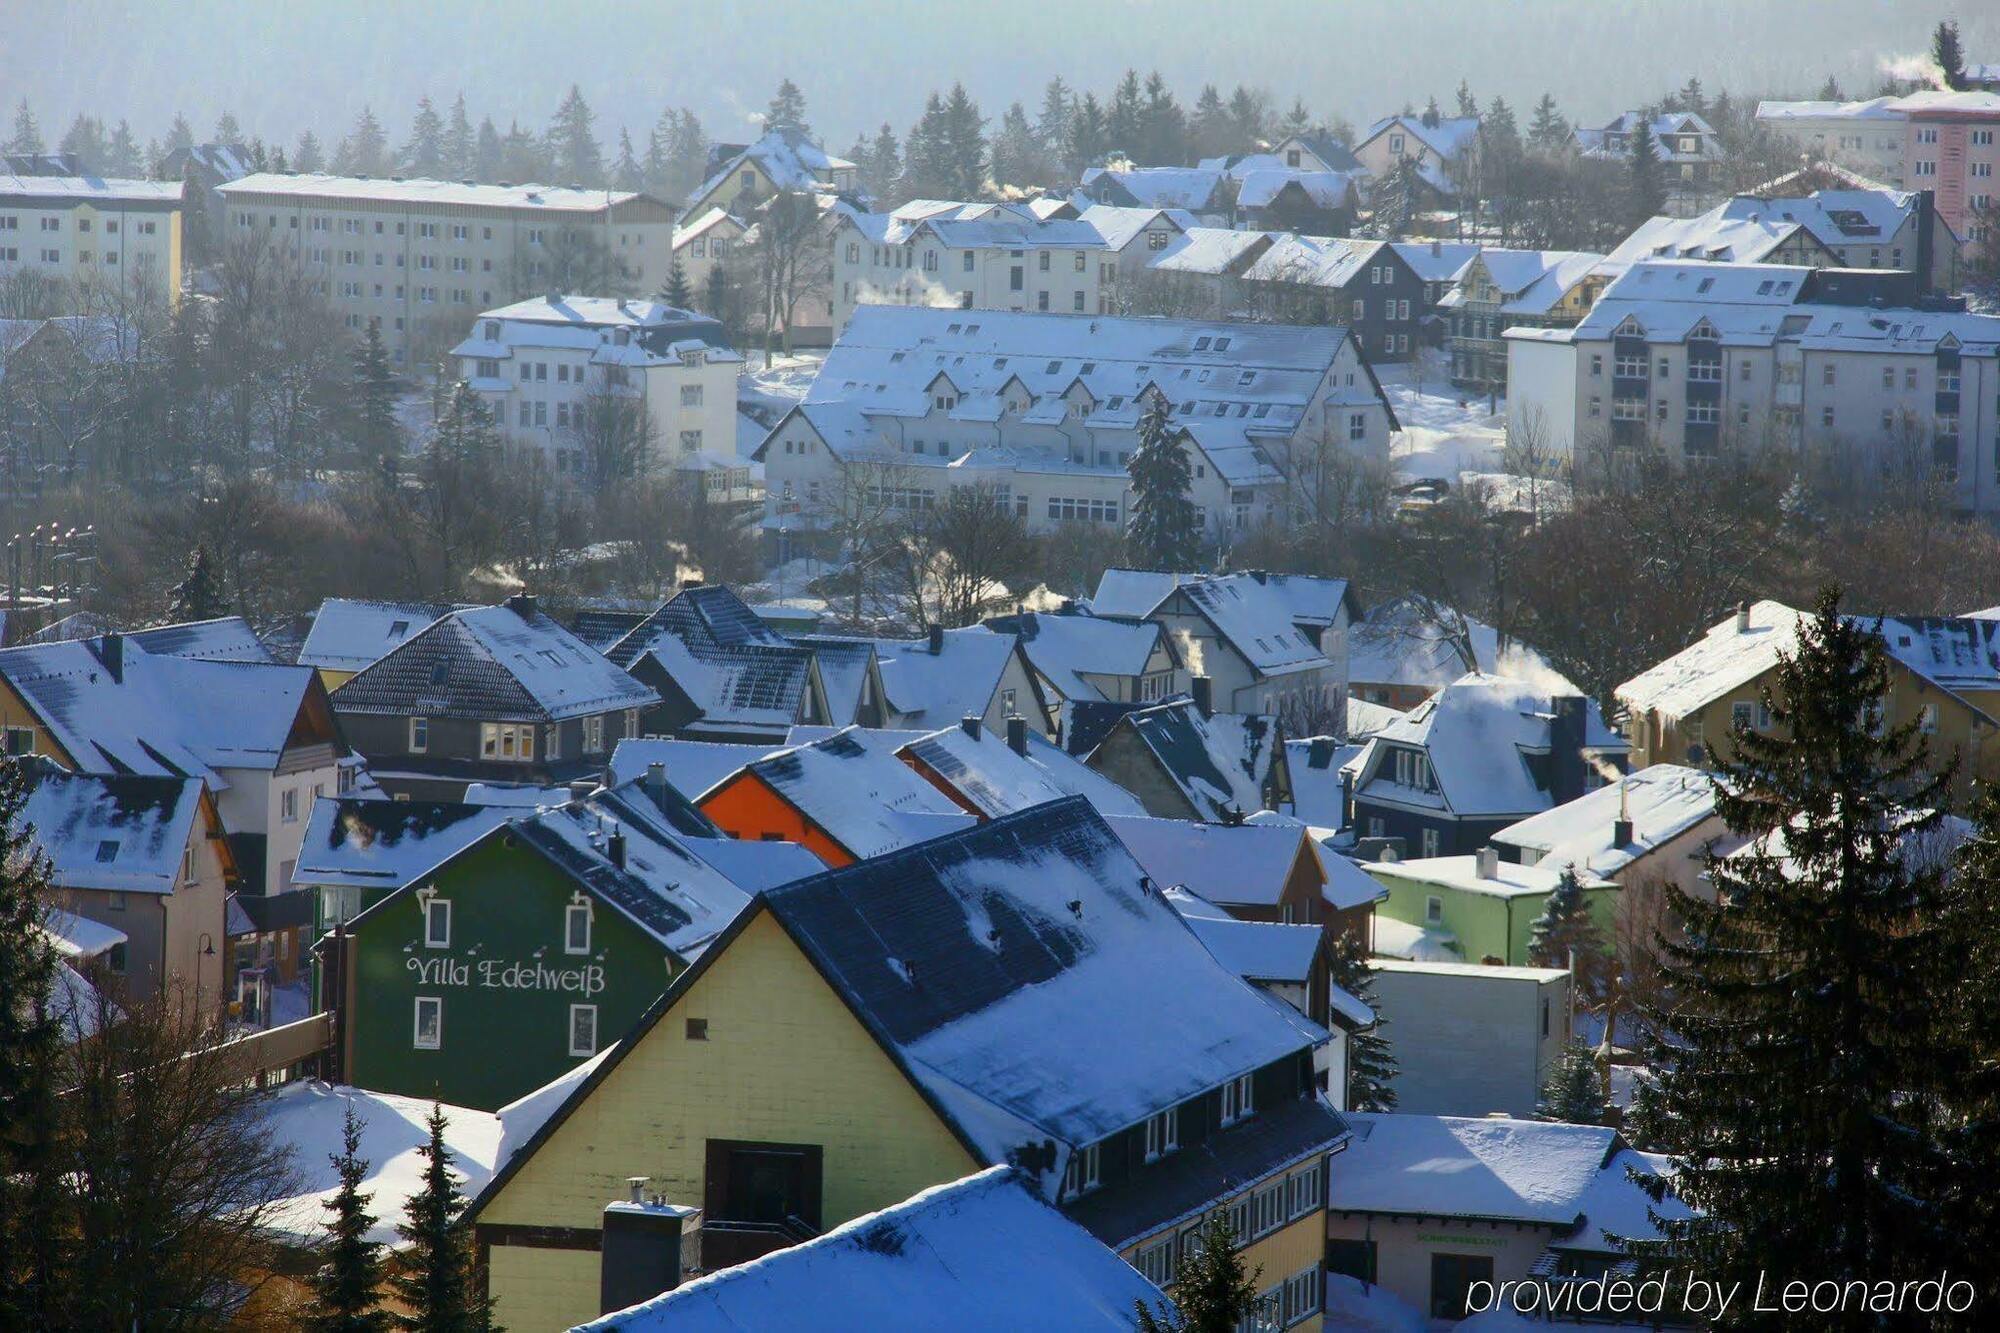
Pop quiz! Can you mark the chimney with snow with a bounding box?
[1191,675,1213,718]
[1475,846,1499,879]
[928,623,945,655]
[600,1179,700,1315]
[1736,601,1751,633]
[960,714,981,740]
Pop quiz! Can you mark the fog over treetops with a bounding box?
[12,0,2000,154]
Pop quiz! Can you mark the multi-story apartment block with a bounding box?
[1608,187,1960,292]
[753,306,1399,560]
[1441,249,1614,390]
[1758,91,2000,250]
[450,295,742,478]
[215,173,677,365]
[0,175,183,311]
[831,200,1111,330]
[1506,260,2000,508]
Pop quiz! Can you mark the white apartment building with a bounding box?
[831,201,1112,331]
[753,306,1399,559]
[1757,92,2000,249]
[0,175,183,311]
[1506,259,2000,509]
[450,295,742,480]
[216,173,677,365]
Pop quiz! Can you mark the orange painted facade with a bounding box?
[698,772,856,867]
[894,754,990,820]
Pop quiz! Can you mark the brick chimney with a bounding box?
[507,592,539,620]
[1548,696,1588,806]
[928,624,945,655]
[1006,715,1028,756]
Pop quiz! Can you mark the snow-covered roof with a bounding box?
[128,616,274,663]
[39,905,127,960]
[1165,571,1350,677]
[220,171,648,213]
[671,206,741,247]
[1360,114,1482,161]
[1491,763,1719,879]
[1368,852,1607,899]
[254,1081,502,1248]
[453,295,739,367]
[1088,568,1192,619]
[1390,240,1482,284]
[1073,203,1196,250]
[576,1168,1166,1332]
[1368,918,1465,963]
[766,798,1332,1165]
[1234,168,1362,211]
[843,199,1107,251]
[1105,814,1309,907]
[1609,189,1928,269]
[735,727,969,860]
[1444,248,1610,317]
[1350,597,1573,694]
[291,797,517,892]
[0,635,322,784]
[787,634,878,726]
[1615,599,1803,721]
[1755,96,1907,122]
[0,174,184,205]
[609,737,776,801]
[994,611,1163,703]
[862,626,1024,727]
[1870,615,2000,695]
[898,720,1147,820]
[1329,1113,1615,1228]
[1576,111,1721,163]
[691,128,854,206]
[1286,735,1364,830]
[332,597,658,723]
[1079,165,1224,210]
[780,306,1352,479]
[298,598,465,673]
[605,586,815,738]
[1164,885,1354,1011]
[1113,697,1285,822]
[1145,225,1271,276]
[1357,673,1627,821]
[1241,233,1385,289]
[20,766,204,894]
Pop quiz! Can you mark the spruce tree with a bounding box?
[1455,80,1478,119]
[1528,93,1568,149]
[865,123,901,200]
[441,95,475,180]
[611,129,643,191]
[403,96,445,177]
[7,99,43,155]
[1036,77,1074,163]
[165,112,195,154]
[213,110,243,145]
[336,107,391,177]
[765,79,810,137]
[1627,119,1665,224]
[352,318,401,462]
[295,130,326,174]
[389,1103,496,1332]
[105,120,142,176]
[1125,394,1200,571]
[1537,1039,1607,1124]
[166,545,227,622]
[1934,20,1968,92]
[1639,587,1978,1297]
[546,85,602,184]
[939,83,987,198]
[0,757,62,1327]
[1327,929,1397,1111]
[310,1106,390,1332]
[1525,864,1605,994]
[660,258,693,310]
[1135,1211,1259,1333]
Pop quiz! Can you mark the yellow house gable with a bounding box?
[474,906,982,1330]
[0,669,77,767]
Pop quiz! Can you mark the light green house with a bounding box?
[1365,848,1620,967]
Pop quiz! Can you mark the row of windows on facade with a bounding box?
[405,712,637,760]
[418,893,594,955]
[1064,1074,1259,1202]
[1671,697,1939,748]
[0,247,155,267]
[411,993,600,1059]
[0,215,158,235]
[848,241,1098,273]
[1595,351,1961,393]
[678,234,731,259]
[235,212,612,247]
[329,278,489,305]
[1126,1152,1325,1293]
[1592,393,1966,438]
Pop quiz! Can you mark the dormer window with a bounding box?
[1144,1107,1180,1162]
[1063,1142,1102,1197]
[565,898,593,955]
[1221,1074,1255,1125]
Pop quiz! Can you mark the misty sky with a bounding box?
[11,0,2000,157]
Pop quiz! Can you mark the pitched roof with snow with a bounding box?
[765,798,1331,1162]
[1368,852,1607,899]
[1241,234,1385,289]
[608,737,776,800]
[1358,673,1627,820]
[691,128,855,206]
[129,616,274,663]
[1444,248,1610,317]
[576,1168,1166,1332]
[1165,571,1351,677]
[1072,203,1197,250]
[736,727,969,859]
[863,626,1026,727]
[298,598,465,673]
[1614,599,1804,721]
[1285,735,1364,829]
[1360,114,1482,161]
[1330,1113,1687,1250]
[899,721,1147,820]
[1104,814,1309,907]
[254,1082,503,1247]
[1079,166,1225,210]
[220,172,648,214]
[291,797,518,892]
[605,586,815,737]
[1088,568,1193,619]
[1491,763,1719,879]
[0,174,184,206]
[1869,615,2000,695]
[19,765,204,894]
[0,635,322,783]
[1390,240,1483,284]
[451,296,739,369]
[1350,597,1573,694]
[988,611,1164,703]
[332,597,657,723]
[788,635,878,726]
[1111,697,1285,821]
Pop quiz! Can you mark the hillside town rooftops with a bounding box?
[738,727,969,860]
[298,598,466,673]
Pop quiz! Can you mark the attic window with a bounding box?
[95,840,119,863]
[947,323,962,333]
[541,650,565,667]
[1238,370,1256,386]
[1081,361,1096,373]
[1106,395,1125,410]
[430,663,450,686]
[1213,337,1231,350]
[1254,404,1271,418]
[1046,359,1061,373]
[992,357,1007,369]
[1756,280,1774,295]
[388,620,411,639]
[1194,336,1213,350]
[965,324,980,334]
[890,351,905,362]
[1696,277,1714,293]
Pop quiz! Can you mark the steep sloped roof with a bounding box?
[740,727,968,859]
[898,721,1143,819]
[1171,572,1348,677]
[609,737,777,801]
[765,798,1329,1157]
[990,612,1163,703]
[291,797,517,892]
[1614,600,1804,722]
[864,627,1026,726]
[1491,764,1719,879]
[129,616,273,663]
[333,598,657,723]
[576,1168,1166,1332]
[1113,697,1284,821]
[298,598,466,673]
[1104,814,1308,907]
[20,765,204,894]
[789,634,878,726]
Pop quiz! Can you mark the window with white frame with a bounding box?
[480,722,536,761]
[1283,1267,1321,1324]
[1136,1237,1175,1286]
[413,996,442,1049]
[1063,1142,1101,1196]
[1426,894,1443,925]
[281,788,299,822]
[1221,1073,1254,1125]
[409,717,428,752]
[584,714,606,754]
[1252,1179,1286,1237]
[569,1004,598,1057]
[565,899,593,954]
[1144,1106,1180,1161]
[423,896,451,948]
[1288,1160,1323,1219]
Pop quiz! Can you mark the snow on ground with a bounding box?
[1379,351,1507,483]
[268,976,312,1028]
[738,349,825,422]
[1323,1274,1428,1332]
